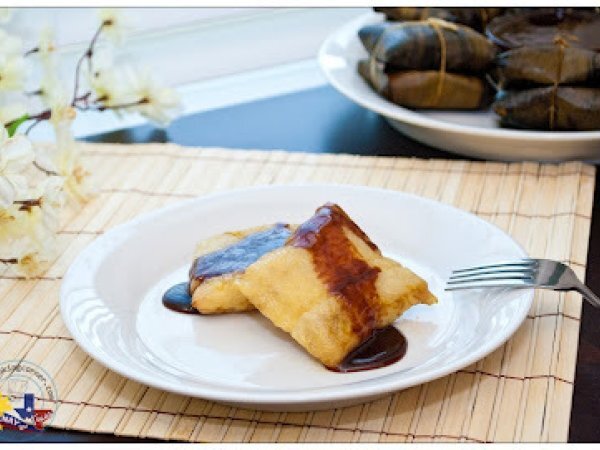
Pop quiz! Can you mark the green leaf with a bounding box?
[5,114,30,137]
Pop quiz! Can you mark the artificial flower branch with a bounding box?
[0,8,182,278]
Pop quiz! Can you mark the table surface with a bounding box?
[2,85,598,443]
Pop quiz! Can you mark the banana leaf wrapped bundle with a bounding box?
[487,10,600,51]
[493,87,600,131]
[358,59,490,110]
[373,7,504,32]
[496,46,600,88]
[489,10,600,130]
[359,20,496,73]
[357,19,495,110]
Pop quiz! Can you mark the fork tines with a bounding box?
[446,259,537,291]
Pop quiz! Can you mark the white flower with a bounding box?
[90,65,181,126]
[46,105,94,203]
[18,187,62,248]
[0,134,64,276]
[39,68,67,109]
[0,28,27,91]
[90,67,136,108]
[1,211,57,275]
[0,203,19,242]
[0,53,26,92]
[0,29,22,56]
[0,167,64,272]
[35,175,64,210]
[0,170,64,268]
[0,180,17,207]
[38,176,64,233]
[0,178,16,208]
[90,44,114,71]
[1,135,35,172]
[120,67,182,126]
[58,150,94,204]
[35,27,58,74]
[26,174,64,207]
[0,8,13,24]
[0,30,25,93]
[98,9,130,43]
[33,145,59,175]
[50,103,76,126]
[37,27,56,57]
[0,135,35,208]
[15,250,49,278]
[18,206,45,246]
[88,47,131,107]
[0,101,27,126]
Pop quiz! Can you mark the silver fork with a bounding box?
[445,258,600,308]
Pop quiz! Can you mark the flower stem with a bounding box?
[22,110,52,135]
[0,258,18,265]
[25,120,42,135]
[14,198,43,212]
[71,22,106,107]
[24,47,39,57]
[5,109,53,135]
[33,161,59,177]
[75,97,148,112]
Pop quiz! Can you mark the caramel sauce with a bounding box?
[288,203,381,339]
[190,223,291,283]
[164,224,291,314]
[333,325,407,373]
[162,282,196,314]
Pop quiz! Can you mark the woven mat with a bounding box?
[0,143,595,442]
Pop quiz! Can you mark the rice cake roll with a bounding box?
[238,203,437,369]
[190,223,292,314]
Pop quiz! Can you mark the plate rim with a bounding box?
[317,12,600,142]
[60,183,534,407]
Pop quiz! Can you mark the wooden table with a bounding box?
[2,85,597,442]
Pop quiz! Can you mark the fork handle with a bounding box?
[573,283,600,309]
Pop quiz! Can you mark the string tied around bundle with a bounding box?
[549,35,570,130]
[426,18,458,106]
[368,18,458,107]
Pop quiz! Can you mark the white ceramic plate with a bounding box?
[61,184,532,411]
[318,12,600,162]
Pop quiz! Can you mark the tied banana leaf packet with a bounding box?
[494,87,600,131]
[358,21,496,73]
[358,60,489,110]
[487,10,600,51]
[496,46,600,87]
[373,7,504,32]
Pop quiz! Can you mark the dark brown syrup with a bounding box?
[288,203,381,338]
[164,224,291,314]
[290,204,408,371]
[190,223,291,282]
[162,282,196,314]
[333,325,407,373]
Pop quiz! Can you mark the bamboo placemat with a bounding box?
[0,143,595,442]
